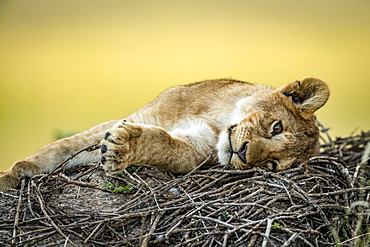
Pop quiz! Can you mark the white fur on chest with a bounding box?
[168,118,217,156]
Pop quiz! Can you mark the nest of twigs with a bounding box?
[1,130,369,247]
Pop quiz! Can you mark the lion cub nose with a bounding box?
[237,141,249,164]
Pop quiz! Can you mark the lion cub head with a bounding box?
[217,77,330,171]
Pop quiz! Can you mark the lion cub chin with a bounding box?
[0,77,329,191]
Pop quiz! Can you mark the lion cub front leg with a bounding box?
[0,120,118,191]
[100,122,206,174]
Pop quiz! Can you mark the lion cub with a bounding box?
[0,77,329,191]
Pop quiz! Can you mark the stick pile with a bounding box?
[0,131,369,246]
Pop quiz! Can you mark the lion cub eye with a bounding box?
[272,121,283,136]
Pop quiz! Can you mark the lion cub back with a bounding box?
[127,79,271,129]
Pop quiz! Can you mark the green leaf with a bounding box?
[272,222,282,229]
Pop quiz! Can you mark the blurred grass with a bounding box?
[0,0,369,171]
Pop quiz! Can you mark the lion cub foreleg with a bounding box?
[100,122,211,174]
[0,120,118,191]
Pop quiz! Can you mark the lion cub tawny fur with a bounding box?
[0,77,330,191]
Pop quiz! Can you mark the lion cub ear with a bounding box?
[279,77,330,119]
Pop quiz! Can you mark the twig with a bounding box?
[338,232,370,245]
[198,167,259,174]
[142,212,164,247]
[134,173,161,210]
[261,218,273,247]
[0,191,19,198]
[58,173,112,192]
[308,186,370,197]
[27,182,38,218]
[84,222,103,244]
[138,216,148,246]
[12,179,25,245]
[353,140,370,183]
[63,236,69,247]
[281,232,300,247]
[222,232,229,247]
[317,120,333,145]
[192,215,249,233]
[38,143,101,181]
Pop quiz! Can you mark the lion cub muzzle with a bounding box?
[228,125,254,169]
[227,120,284,171]
[228,124,251,164]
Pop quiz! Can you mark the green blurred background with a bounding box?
[0,0,369,171]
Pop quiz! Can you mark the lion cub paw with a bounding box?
[0,172,19,192]
[100,123,142,174]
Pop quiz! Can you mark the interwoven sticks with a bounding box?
[0,131,369,246]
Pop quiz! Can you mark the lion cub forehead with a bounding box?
[230,95,307,134]
[230,90,284,124]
